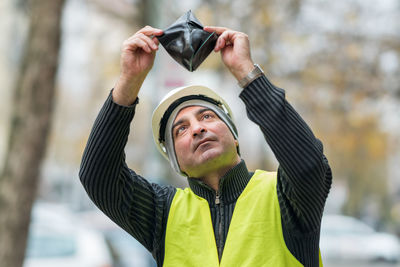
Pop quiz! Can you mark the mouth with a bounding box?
[194,138,214,151]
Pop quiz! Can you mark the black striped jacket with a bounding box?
[79,75,332,266]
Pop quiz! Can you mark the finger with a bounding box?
[137,25,164,36]
[136,33,159,50]
[135,39,152,53]
[124,27,163,43]
[214,30,236,51]
[214,36,226,52]
[124,37,152,53]
[126,33,158,51]
[204,26,229,35]
[152,36,160,46]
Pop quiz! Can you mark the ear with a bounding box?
[234,139,239,147]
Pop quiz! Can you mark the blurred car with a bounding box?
[77,210,156,267]
[24,202,113,267]
[104,228,156,267]
[320,214,400,263]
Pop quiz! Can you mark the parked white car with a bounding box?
[24,202,113,267]
[78,209,156,267]
[320,214,400,263]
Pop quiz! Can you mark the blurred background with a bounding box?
[0,0,399,266]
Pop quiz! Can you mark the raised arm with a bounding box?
[79,27,176,254]
[113,26,163,105]
[205,26,332,232]
[239,76,332,232]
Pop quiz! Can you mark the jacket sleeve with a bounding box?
[239,75,332,232]
[79,90,175,252]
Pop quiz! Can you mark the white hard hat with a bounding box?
[151,85,238,174]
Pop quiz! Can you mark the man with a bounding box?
[80,25,332,266]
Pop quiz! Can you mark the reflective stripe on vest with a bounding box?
[164,170,323,267]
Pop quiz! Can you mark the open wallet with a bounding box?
[157,10,218,72]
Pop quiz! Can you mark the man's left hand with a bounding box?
[204,26,254,81]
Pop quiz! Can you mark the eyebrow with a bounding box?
[172,108,212,132]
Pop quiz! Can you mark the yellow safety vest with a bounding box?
[164,170,323,266]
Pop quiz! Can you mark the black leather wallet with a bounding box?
[157,10,218,72]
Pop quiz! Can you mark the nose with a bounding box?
[192,122,206,137]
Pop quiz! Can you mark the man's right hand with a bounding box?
[113,26,163,106]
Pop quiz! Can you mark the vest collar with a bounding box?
[187,160,252,204]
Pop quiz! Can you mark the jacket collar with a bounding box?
[187,160,252,205]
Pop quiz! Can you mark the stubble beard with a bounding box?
[185,143,238,178]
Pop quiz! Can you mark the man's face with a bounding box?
[172,105,239,178]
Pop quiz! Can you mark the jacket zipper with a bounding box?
[215,191,221,205]
[215,191,223,260]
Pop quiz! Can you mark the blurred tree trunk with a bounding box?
[138,0,160,26]
[0,0,65,266]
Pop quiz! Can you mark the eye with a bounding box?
[202,112,214,120]
[175,125,187,136]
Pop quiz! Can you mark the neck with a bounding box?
[198,157,241,191]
